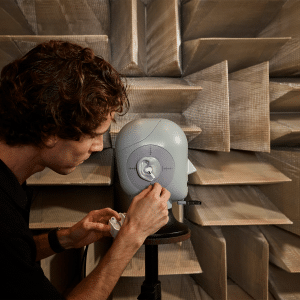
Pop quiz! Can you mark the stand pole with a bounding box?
[137,245,161,300]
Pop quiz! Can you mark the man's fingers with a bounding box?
[160,187,171,200]
[134,184,153,201]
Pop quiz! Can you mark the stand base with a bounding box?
[144,208,191,245]
[138,209,191,299]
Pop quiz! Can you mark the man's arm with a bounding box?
[33,208,121,261]
[66,183,170,300]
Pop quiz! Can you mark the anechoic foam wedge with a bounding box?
[259,225,300,273]
[122,239,201,277]
[182,37,290,76]
[270,113,300,147]
[110,113,202,147]
[270,78,300,112]
[183,60,230,152]
[257,148,300,236]
[188,149,291,185]
[29,185,114,229]
[11,0,110,35]
[0,0,34,34]
[259,0,300,77]
[110,0,146,76]
[146,0,182,76]
[181,0,286,41]
[186,220,227,300]
[269,263,300,300]
[186,185,292,226]
[0,35,111,71]
[229,62,270,152]
[222,226,269,300]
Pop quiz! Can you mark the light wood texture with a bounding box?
[270,113,300,147]
[27,148,113,186]
[187,220,227,300]
[269,264,300,300]
[181,0,286,41]
[110,0,146,76]
[227,281,255,300]
[186,185,292,226]
[270,78,300,112]
[258,148,300,236]
[0,35,111,71]
[259,0,300,77]
[229,62,270,152]
[182,38,290,76]
[34,0,110,35]
[112,275,204,300]
[124,77,202,113]
[0,0,34,34]
[222,226,269,300]
[188,149,291,185]
[29,186,114,229]
[110,113,202,147]
[146,0,181,76]
[183,61,230,152]
[259,225,300,273]
[122,239,201,276]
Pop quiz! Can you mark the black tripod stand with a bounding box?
[137,209,191,300]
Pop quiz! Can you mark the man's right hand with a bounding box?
[121,183,170,245]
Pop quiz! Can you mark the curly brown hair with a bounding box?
[0,40,129,146]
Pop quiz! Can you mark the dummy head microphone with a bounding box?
[115,118,196,209]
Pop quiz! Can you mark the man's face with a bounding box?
[41,112,115,175]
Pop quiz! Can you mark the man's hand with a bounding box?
[120,182,170,245]
[60,208,121,249]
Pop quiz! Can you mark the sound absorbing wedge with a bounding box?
[110,0,146,76]
[269,264,300,300]
[229,62,270,152]
[146,0,181,76]
[188,149,291,185]
[181,0,286,41]
[27,148,113,186]
[270,113,300,147]
[29,185,114,229]
[270,78,300,112]
[182,37,290,76]
[0,35,111,71]
[222,226,269,300]
[257,148,300,236]
[0,0,110,36]
[183,60,230,152]
[122,240,201,277]
[259,0,300,77]
[259,225,300,273]
[0,0,34,35]
[186,185,292,226]
[186,221,227,300]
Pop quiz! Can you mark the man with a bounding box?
[0,40,170,299]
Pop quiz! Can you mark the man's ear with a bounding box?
[43,135,58,148]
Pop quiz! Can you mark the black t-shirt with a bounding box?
[0,159,65,300]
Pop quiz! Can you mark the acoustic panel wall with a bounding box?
[110,0,146,76]
[181,0,286,40]
[229,62,270,152]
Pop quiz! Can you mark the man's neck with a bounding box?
[0,142,45,185]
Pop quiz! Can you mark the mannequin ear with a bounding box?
[43,135,58,148]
